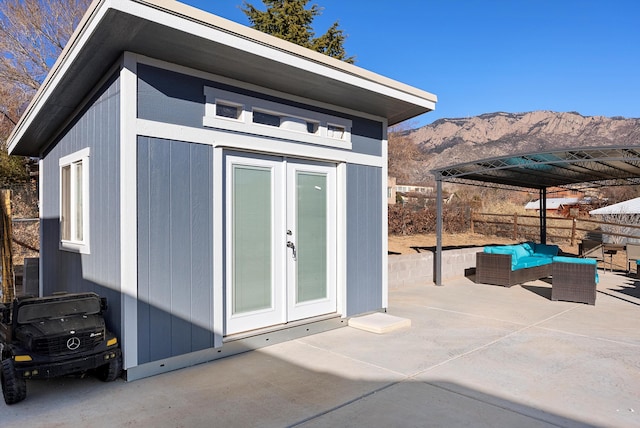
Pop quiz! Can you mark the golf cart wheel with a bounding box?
[1,359,27,405]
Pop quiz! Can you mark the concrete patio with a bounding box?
[2,271,639,427]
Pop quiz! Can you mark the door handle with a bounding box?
[287,241,297,260]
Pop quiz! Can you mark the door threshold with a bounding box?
[224,313,342,343]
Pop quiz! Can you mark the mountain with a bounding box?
[406,111,640,172]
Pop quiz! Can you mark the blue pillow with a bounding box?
[512,244,531,261]
[521,242,536,255]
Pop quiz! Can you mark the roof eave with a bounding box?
[8,0,437,156]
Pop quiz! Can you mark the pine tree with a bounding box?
[242,0,354,63]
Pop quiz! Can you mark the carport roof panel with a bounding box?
[432,146,640,190]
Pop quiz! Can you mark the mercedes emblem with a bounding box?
[67,336,81,350]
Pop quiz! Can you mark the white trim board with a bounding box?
[135,119,384,168]
[120,52,139,370]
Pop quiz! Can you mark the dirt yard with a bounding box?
[388,233,632,272]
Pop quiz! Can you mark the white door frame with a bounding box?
[286,159,337,321]
[225,153,286,335]
[224,152,338,335]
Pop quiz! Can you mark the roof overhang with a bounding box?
[432,146,640,191]
[8,0,437,156]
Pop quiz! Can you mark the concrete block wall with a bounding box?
[388,252,434,289]
[388,247,483,289]
[440,247,483,282]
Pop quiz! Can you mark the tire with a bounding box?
[1,359,27,405]
[95,354,122,382]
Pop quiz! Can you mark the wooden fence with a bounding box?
[471,211,640,246]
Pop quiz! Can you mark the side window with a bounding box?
[59,148,90,253]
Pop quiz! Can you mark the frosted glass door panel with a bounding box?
[296,172,327,303]
[226,153,284,336]
[287,161,336,321]
[232,165,272,314]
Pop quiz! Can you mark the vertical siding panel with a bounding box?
[346,164,383,316]
[169,141,192,356]
[147,139,172,360]
[40,73,121,335]
[190,144,214,350]
[137,138,214,363]
[136,137,151,364]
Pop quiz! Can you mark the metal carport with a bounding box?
[431,146,640,285]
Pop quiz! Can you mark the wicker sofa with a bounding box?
[476,244,599,305]
[475,242,559,287]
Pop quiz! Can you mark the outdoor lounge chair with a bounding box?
[579,239,603,261]
[626,243,640,274]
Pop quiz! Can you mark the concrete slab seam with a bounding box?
[398,303,541,329]
[293,338,408,378]
[534,325,640,349]
[404,306,580,379]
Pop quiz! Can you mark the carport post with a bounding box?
[435,176,443,286]
[539,187,547,244]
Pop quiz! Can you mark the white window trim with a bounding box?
[59,147,90,254]
[203,86,352,150]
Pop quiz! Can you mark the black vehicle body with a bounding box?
[0,292,121,404]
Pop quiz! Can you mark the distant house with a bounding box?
[525,198,582,217]
[396,184,434,195]
[7,0,437,380]
[394,184,434,206]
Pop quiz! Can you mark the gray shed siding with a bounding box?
[137,137,214,364]
[40,74,121,336]
[346,164,383,315]
[137,64,383,157]
[136,62,385,320]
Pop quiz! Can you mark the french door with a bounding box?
[225,153,336,335]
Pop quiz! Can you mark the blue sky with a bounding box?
[182,0,640,126]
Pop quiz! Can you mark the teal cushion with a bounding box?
[485,246,517,268]
[484,246,513,255]
[513,256,553,270]
[534,243,559,257]
[552,256,599,284]
[552,256,597,265]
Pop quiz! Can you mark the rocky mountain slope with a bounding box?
[406,111,640,172]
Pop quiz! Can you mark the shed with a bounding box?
[7,0,437,380]
[524,198,581,217]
